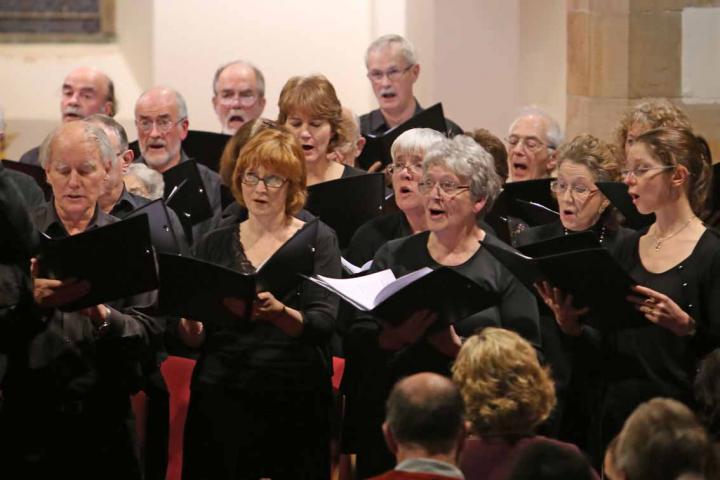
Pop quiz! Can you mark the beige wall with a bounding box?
[2,0,566,160]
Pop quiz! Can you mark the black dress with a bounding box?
[182,220,341,480]
[597,228,720,452]
[341,231,541,478]
[514,218,634,448]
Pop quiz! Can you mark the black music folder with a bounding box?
[481,238,646,329]
[163,160,214,227]
[489,178,558,225]
[36,215,158,311]
[517,231,601,257]
[126,198,182,254]
[157,220,318,325]
[595,181,654,229]
[2,159,51,200]
[305,266,499,326]
[305,173,386,248]
[357,103,448,170]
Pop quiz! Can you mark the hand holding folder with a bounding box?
[158,220,318,326]
[305,266,500,325]
[481,236,647,330]
[35,215,159,311]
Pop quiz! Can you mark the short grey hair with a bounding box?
[423,135,502,214]
[509,106,564,149]
[212,60,266,97]
[365,34,417,67]
[136,87,188,120]
[391,128,445,162]
[126,162,165,200]
[39,121,114,170]
[85,114,129,169]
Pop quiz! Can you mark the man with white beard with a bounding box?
[19,66,116,166]
[133,86,222,243]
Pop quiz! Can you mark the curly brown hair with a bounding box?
[452,328,555,437]
[555,133,622,182]
[231,128,307,215]
[614,99,692,156]
[277,75,347,153]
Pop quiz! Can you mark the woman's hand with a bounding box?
[535,281,589,337]
[252,291,304,337]
[378,309,437,351]
[31,258,90,308]
[627,285,695,336]
[427,324,463,358]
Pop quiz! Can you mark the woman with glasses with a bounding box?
[515,134,633,451]
[179,127,341,480]
[537,126,720,466]
[344,128,444,267]
[278,75,365,186]
[341,135,540,478]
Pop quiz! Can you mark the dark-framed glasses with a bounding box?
[241,172,288,188]
[366,65,414,82]
[417,178,470,195]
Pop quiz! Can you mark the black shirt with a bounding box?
[359,100,463,137]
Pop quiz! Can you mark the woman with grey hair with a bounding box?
[341,134,541,478]
[345,127,444,266]
[124,162,165,200]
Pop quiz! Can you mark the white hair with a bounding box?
[365,34,417,67]
[509,106,564,148]
[391,128,446,162]
[126,162,165,200]
[39,121,114,170]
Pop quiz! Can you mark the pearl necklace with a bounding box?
[652,216,696,251]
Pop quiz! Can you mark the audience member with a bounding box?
[505,106,563,182]
[211,60,267,135]
[370,373,466,480]
[452,328,598,480]
[508,442,594,480]
[361,34,462,137]
[614,398,716,480]
[19,66,116,166]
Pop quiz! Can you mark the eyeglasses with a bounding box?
[386,161,423,175]
[241,172,288,188]
[366,65,414,82]
[136,117,185,134]
[417,178,470,196]
[505,135,553,152]
[621,165,675,179]
[217,91,259,107]
[550,180,598,200]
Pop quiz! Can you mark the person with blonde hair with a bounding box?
[453,327,598,480]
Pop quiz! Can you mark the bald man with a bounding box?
[19,66,116,166]
[372,373,466,480]
[212,61,266,135]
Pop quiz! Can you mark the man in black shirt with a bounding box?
[360,34,463,138]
